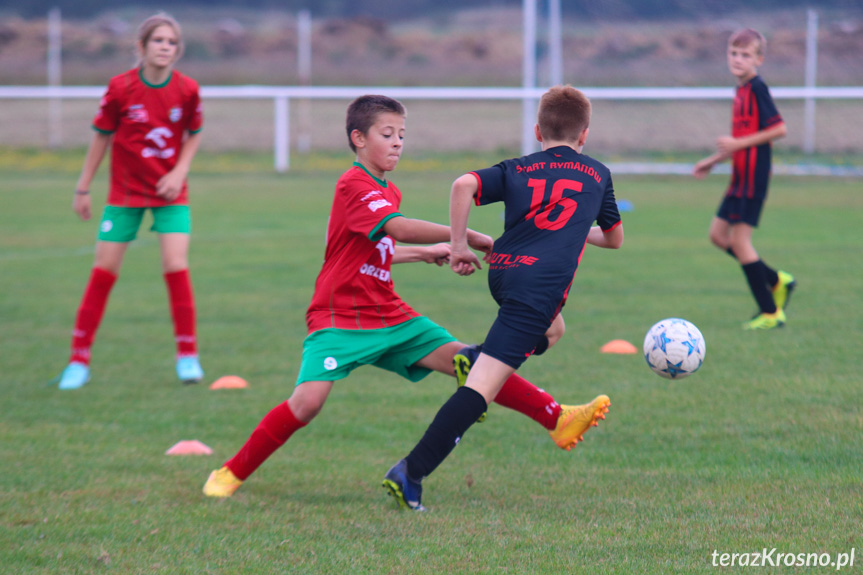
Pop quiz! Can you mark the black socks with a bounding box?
[405,386,488,479]
[742,261,778,314]
[727,249,779,288]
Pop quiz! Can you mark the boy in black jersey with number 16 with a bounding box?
[383,85,623,511]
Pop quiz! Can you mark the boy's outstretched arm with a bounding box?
[392,243,450,265]
[586,224,624,249]
[449,174,486,276]
[383,217,492,251]
[693,152,726,179]
[384,217,451,245]
[716,121,787,156]
[694,122,786,179]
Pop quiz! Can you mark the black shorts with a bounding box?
[716,195,764,227]
[482,299,553,369]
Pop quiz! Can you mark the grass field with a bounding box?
[1,153,861,574]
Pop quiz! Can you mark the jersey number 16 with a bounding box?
[525,178,581,231]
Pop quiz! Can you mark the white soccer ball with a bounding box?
[643,318,706,379]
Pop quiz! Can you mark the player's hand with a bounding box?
[156,170,184,201]
[716,136,738,156]
[692,160,712,179]
[423,243,451,266]
[73,192,92,221]
[467,231,494,262]
[450,246,482,276]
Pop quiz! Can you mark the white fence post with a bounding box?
[274,95,290,173]
[521,0,538,156]
[548,0,563,86]
[803,9,818,156]
[47,7,62,148]
[296,10,312,154]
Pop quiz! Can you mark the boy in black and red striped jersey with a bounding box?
[204,95,606,498]
[57,13,205,389]
[384,86,621,511]
[694,28,795,331]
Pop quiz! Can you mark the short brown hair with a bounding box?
[537,85,591,144]
[345,95,406,152]
[137,13,184,63]
[729,28,766,56]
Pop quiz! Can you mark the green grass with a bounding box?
[2,153,861,574]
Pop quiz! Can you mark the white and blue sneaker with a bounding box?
[58,362,90,390]
[382,459,426,512]
[176,355,204,384]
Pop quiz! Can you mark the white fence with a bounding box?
[2,84,862,174]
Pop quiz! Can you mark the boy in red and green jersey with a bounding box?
[204,95,603,499]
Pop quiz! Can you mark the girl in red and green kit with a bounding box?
[58,12,204,389]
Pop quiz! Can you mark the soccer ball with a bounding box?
[643,318,706,379]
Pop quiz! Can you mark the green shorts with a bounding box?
[98,205,191,242]
[296,316,457,385]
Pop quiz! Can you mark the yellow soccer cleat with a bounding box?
[549,395,611,451]
[772,271,796,312]
[203,466,243,498]
[743,309,786,331]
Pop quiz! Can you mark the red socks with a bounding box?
[495,373,562,430]
[226,401,307,480]
[164,269,198,357]
[69,268,198,364]
[69,267,117,365]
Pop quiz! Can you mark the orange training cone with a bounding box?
[600,339,638,354]
[209,375,249,390]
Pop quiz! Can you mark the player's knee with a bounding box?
[93,254,125,274]
[161,258,189,274]
[545,316,565,350]
[548,328,564,348]
[289,398,324,422]
[288,387,328,422]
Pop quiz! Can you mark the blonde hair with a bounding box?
[537,85,591,143]
[136,13,184,65]
[729,28,766,56]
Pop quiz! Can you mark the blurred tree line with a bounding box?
[2,0,858,20]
